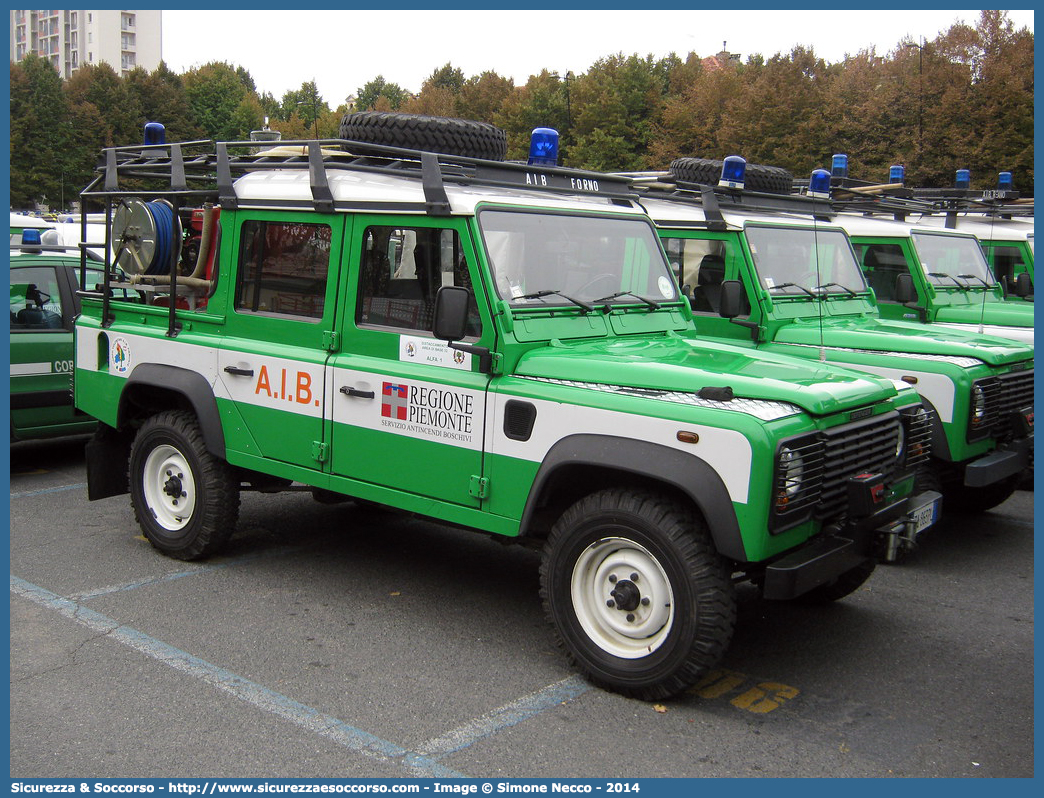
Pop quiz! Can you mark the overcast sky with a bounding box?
[162,8,1034,107]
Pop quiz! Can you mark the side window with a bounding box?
[990,245,1023,286]
[356,225,481,337]
[662,237,729,314]
[857,243,909,302]
[235,221,331,320]
[11,266,64,330]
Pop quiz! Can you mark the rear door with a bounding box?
[216,212,345,469]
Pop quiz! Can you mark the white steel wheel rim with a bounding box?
[570,536,675,659]
[142,444,196,531]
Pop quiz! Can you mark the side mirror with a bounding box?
[1015,271,1032,298]
[894,273,916,304]
[432,285,494,373]
[719,280,744,319]
[432,285,470,342]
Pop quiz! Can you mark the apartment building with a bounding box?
[10,9,161,78]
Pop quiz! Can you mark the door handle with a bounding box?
[223,365,254,377]
[340,386,375,399]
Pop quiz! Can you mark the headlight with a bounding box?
[895,421,906,461]
[970,384,987,428]
[777,446,805,506]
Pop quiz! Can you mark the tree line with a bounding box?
[9,10,1032,209]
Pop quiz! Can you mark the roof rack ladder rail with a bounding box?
[308,141,334,213]
[101,196,114,327]
[421,152,452,216]
[167,194,180,337]
[216,143,238,209]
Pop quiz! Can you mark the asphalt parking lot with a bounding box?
[9,436,1034,778]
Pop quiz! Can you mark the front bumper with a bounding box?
[761,490,941,600]
[964,434,1033,487]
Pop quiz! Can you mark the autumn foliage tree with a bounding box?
[8,11,1033,209]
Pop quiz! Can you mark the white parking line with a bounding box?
[415,676,591,759]
[11,575,464,778]
[12,575,593,776]
[11,482,87,499]
[69,546,300,601]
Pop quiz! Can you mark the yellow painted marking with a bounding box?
[730,682,800,713]
[690,668,746,699]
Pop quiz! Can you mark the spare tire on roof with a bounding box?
[339,111,508,161]
[670,157,793,195]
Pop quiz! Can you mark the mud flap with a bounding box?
[85,423,131,500]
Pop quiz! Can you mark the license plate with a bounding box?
[912,498,941,533]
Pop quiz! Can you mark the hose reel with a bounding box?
[111,198,183,276]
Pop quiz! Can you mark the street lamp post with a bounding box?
[905,38,924,175]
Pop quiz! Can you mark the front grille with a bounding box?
[986,370,1034,441]
[816,413,903,520]
[772,412,903,531]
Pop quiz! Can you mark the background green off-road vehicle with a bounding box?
[837,214,1034,345]
[73,117,936,699]
[9,229,118,441]
[837,170,1034,301]
[627,158,1032,517]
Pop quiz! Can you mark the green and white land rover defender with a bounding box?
[73,120,937,699]
[838,214,1034,345]
[631,159,1033,517]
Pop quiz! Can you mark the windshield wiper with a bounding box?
[814,282,858,297]
[515,289,594,313]
[767,282,817,298]
[594,290,661,309]
[928,272,970,290]
[957,273,994,289]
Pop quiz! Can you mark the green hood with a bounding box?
[771,315,1032,366]
[514,334,899,417]
[933,300,1034,328]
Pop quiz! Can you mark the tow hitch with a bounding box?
[877,490,943,562]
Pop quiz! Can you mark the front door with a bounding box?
[328,216,493,507]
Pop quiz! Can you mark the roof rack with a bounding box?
[80,137,639,215]
[822,181,1034,224]
[623,171,835,229]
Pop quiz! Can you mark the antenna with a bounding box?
[812,217,826,361]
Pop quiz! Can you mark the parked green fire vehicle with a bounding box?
[837,215,1034,344]
[632,159,1032,518]
[914,214,1033,300]
[9,231,107,441]
[73,119,937,699]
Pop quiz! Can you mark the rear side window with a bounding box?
[235,221,331,320]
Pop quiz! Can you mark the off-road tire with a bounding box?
[670,156,794,195]
[339,111,508,161]
[129,410,239,560]
[540,489,736,700]
[798,558,876,603]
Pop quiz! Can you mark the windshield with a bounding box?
[911,231,996,287]
[477,210,677,308]
[1028,234,1034,255]
[744,225,867,296]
